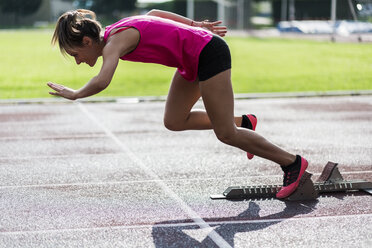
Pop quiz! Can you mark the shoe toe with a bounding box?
[247,153,254,160]
[276,182,298,199]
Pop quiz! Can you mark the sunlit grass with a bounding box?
[228,37,372,93]
[0,30,371,99]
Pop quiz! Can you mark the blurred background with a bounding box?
[0,0,371,33]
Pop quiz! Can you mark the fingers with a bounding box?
[47,82,63,97]
[49,92,60,96]
[201,20,227,37]
[47,82,63,92]
[213,26,227,30]
[211,26,227,37]
[211,21,222,25]
[203,20,224,29]
[47,82,77,100]
[213,27,227,33]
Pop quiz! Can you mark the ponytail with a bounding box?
[52,9,102,54]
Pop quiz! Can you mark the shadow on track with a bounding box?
[151,200,319,247]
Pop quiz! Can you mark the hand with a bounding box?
[198,20,227,37]
[47,82,78,100]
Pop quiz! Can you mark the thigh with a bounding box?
[199,69,235,132]
[164,70,201,122]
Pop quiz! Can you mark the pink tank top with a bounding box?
[103,15,213,82]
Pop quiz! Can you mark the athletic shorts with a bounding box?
[197,35,232,81]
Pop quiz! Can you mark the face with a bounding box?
[66,37,101,67]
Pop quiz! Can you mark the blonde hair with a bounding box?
[52,9,102,55]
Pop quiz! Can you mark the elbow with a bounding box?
[97,81,109,91]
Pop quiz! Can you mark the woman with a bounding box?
[48,9,308,199]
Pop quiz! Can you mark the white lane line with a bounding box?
[0,152,123,160]
[76,102,232,248]
[1,171,371,190]
[2,213,372,236]
[0,134,107,142]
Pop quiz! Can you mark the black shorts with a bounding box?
[197,35,232,81]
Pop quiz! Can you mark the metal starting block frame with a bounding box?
[210,162,372,201]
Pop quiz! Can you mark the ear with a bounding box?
[82,36,93,46]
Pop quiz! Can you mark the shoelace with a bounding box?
[283,170,300,186]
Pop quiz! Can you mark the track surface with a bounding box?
[1,96,371,247]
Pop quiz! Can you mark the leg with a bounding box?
[164,70,209,131]
[199,69,296,166]
[164,70,244,131]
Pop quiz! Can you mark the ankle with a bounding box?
[281,154,298,167]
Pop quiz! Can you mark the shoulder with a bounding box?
[104,28,140,58]
[106,27,140,49]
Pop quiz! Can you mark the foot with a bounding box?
[276,155,309,199]
[241,114,257,160]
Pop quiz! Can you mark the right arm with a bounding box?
[48,45,120,100]
[48,29,140,100]
[146,9,227,37]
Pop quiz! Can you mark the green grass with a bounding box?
[0,30,371,99]
[229,37,372,92]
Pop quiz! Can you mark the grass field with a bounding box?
[0,30,371,99]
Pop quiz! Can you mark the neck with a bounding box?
[95,39,106,56]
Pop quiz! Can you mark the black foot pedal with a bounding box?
[317,161,343,183]
[286,171,318,201]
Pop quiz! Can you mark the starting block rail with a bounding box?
[210,162,372,201]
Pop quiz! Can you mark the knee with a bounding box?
[163,117,183,131]
[214,128,237,145]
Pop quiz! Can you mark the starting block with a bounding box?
[210,162,372,201]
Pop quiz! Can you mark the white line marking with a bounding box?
[75,102,232,248]
[1,171,371,190]
[0,134,107,141]
[0,152,122,161]
[342,170,372,175]
[2,213,372,236]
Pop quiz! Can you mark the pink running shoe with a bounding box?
[276,155,309,199]
[241,114,257,160]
